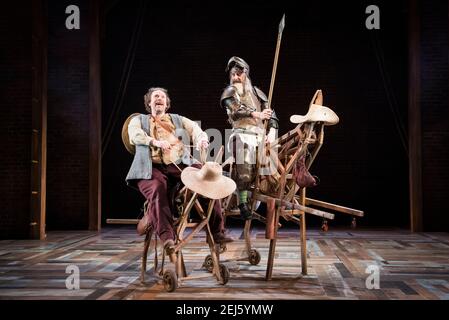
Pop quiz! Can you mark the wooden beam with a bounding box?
[408,0,423,232]
[89,0,102,231]
[106,219,139,225]
[31,0,48,240]
[304,198,365,217]
[254,193,335,220]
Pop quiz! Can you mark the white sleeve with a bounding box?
[128,116,153,146]
[181,116,208,145]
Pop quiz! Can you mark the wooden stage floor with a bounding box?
[0,227,448,300]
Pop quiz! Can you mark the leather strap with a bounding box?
[152,115,175,134]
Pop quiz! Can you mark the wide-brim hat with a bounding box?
[181,162,236,200]
[226,56,250,75]
[290,90,339,126]
[122,113,141,155]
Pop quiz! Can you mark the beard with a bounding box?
[233,82,245,96]
[153,103,166,116]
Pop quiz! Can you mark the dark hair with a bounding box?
[144,87,171,113]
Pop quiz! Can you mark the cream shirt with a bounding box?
[128,114,208,164]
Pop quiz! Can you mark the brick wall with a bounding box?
[0,2,32,239]
[46,0,90,230]
[421,0,449,231]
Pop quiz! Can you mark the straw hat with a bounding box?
[122,113,141,154]
[181,162,237,200]
[290,90,339,126]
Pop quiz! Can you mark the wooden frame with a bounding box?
[223,91,364,280]
[108,185,230,292]
[139,190,229,292]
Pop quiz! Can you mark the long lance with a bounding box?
[253,14,286,206]
[262,14,285,145]
[266,14,286,121]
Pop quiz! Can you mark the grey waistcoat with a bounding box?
[125,113,198,189]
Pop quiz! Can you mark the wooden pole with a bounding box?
[31,0,48,240]
[408,0,423,232]
[299,189,307,275]
[267,14,286,112]
[89,0,102,231]
[253,15,286,198]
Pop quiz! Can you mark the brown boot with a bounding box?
[238,203,253,220]
[163,239,176,263]
[137,214,151,236]
[213,232,234,244]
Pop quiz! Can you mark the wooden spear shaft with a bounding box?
[252,14,286,209]
[267,14,286,116]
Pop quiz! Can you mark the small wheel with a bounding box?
[163,269,177,292]
[351,218,357,229]
[248,249,261,266]
[321,220,329,232]
[219,264,230,285]
[203,255,214,273]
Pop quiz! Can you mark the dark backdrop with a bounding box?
[1,0,447,238]
[101,0,411,228]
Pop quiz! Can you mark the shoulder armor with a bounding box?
[220,85,240,107]
[254,87,268,103]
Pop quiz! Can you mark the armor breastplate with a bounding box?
[234,85,264,129]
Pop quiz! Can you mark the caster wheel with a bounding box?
[203,255,214,273]
[321,220,329,232]
[351,218,357,229]
[248,249,261,266]
[219,264,230,285]
[163,269,177,293]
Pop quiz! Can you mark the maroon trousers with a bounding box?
[137,163,225,242]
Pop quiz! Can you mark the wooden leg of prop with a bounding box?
[205,200,223,283]
[300,213,307,275]
[299,189,308,275]
[265,198,276,240]
[266,206,282,281]
[141,230,152,283]
[244,219,253,257]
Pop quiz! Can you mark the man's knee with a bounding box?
[138,179,167,200]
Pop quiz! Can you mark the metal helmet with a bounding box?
[226,56,250,75]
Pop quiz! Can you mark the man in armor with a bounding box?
[220,57,279,220]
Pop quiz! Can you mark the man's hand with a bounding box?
[196,138,209,151]
[152,139,172,151]
[252,109,273,120]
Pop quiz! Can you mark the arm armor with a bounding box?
[221,86,255,121]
